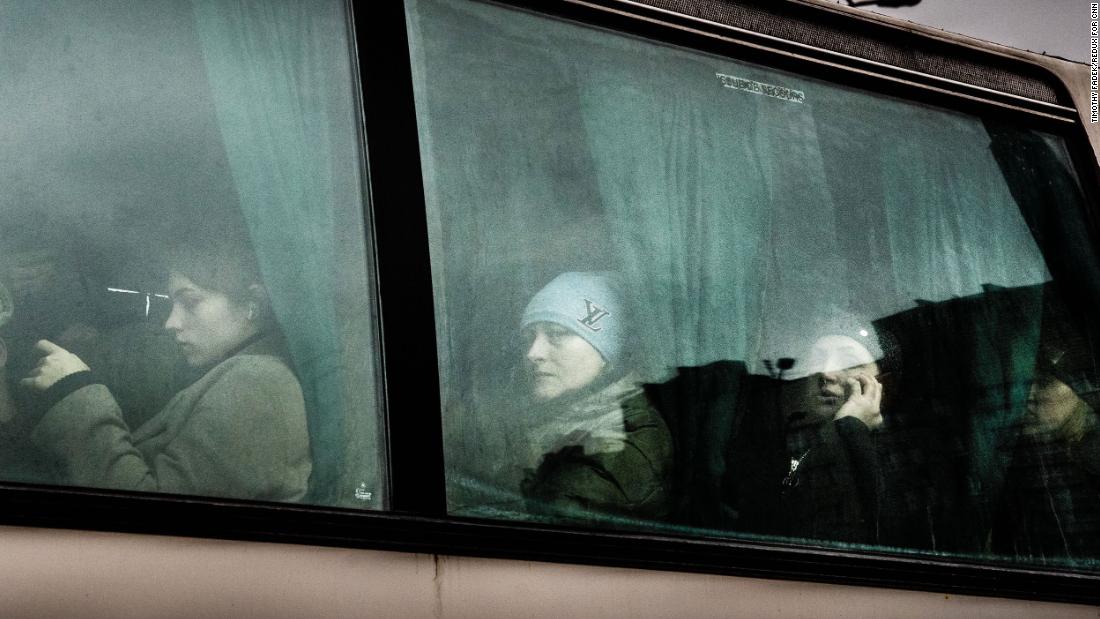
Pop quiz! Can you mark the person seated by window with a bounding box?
[992,342,1100,565]
[19,235,311,502]
[516,272,672,524]
[774,332,886,544]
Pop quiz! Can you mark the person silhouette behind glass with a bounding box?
[993,341,1100,565]
[776,333,886,544]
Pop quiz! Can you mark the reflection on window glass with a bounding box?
[407,0,1100,568]
[0,0,383,508]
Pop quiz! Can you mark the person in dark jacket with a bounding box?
[993,342,1100,566]
[776,333,886,544]
[717,328,890,545]
[516,272,672,525]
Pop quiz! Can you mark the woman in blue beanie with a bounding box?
[516,272,672,525]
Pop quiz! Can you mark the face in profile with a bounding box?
[164,271,256,367]
[523,321,606,401]
[801,335,880,420]
[1024,373,1088,436]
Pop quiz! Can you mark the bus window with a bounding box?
[0,0,384,509]
[406,0,1100,570]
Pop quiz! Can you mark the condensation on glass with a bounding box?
[406,0,1100,570]
[0,0,384,509]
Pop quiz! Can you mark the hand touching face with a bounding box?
[829,369,884,429]
[801,334,884,429]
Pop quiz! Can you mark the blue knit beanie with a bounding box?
[520,272,624,365]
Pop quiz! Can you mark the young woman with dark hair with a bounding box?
[19,237,311,502]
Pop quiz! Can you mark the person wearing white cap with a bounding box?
[772,327,889,545]
[797,334,884,430]
[515,272,672,524]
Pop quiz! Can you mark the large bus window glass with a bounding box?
[0,0,384,509]
[406,0,1100,570]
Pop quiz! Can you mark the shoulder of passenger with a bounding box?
[204,354,301,398]
[216,352,293,376]
[620,392,669,432]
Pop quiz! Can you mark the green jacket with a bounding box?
[520,374,673,524]
[31,337,311,501]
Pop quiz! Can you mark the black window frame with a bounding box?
[1,0,1100,606]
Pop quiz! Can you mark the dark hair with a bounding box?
[164,230,264,306]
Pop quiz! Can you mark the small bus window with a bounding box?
[0,0,384,509]
[407,0,1100,570]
